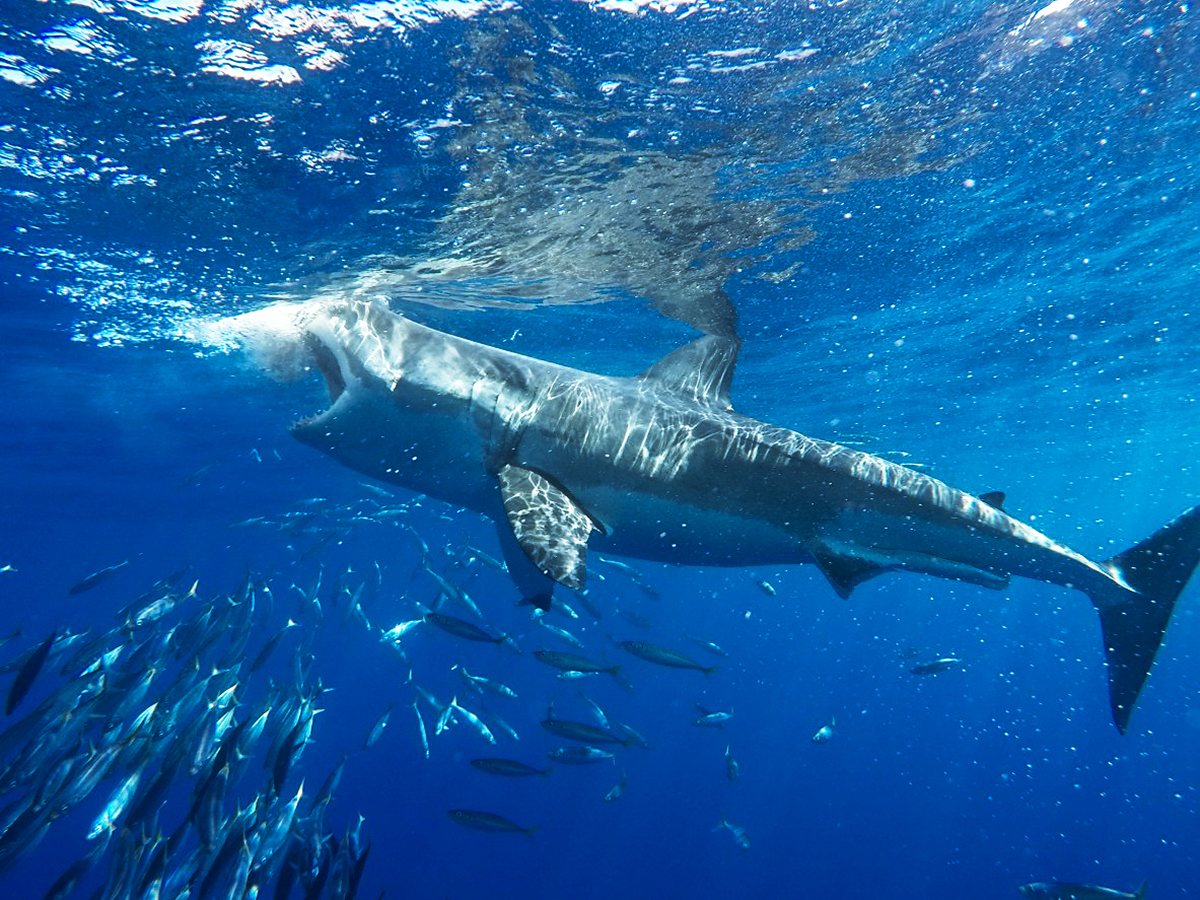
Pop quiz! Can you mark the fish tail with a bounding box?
[1132,879,1148,900]
[610,669,635,693]
[1093,505,1200,733]
[703,666,719,677]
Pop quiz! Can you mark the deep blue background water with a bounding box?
[3,1,1200,898]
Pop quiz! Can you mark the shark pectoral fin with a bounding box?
[497,465,596,591]
[809,546,891,599]
[495,522,556,609]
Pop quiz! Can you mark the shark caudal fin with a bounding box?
[1095,505,1200,734]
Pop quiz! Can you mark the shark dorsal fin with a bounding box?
[638,335,741,410]
[979,491,1006,511]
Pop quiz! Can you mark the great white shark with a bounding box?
[215,297,1200,734]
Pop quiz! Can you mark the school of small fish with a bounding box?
[0,566,368,899]
[0,491,975,896]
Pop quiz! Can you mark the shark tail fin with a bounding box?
[1095,505,1200,734]
[1132,880,1148,900]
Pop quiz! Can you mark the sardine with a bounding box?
[725,743,740,781]
[86,770,141,840]
[541,716,629,746]
[693,705,733,727]
[469,758,550,777]
[604,770,629,802]
[6,630,57,715]
[812,716,836,743]
[910,657,962,675]
[532,650,619,676]
[620,641,717,675]
[450,699,496,744]
[68,560,130,596]
[423,612,506,645]
[714,818,750,851]
[534,618,586,650]
[447,809,536,838]
[364,705,391,749]
[411,700,429,759]
[451,664,517,699]
[547,746,614,765]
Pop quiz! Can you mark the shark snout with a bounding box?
[198,300,321,385]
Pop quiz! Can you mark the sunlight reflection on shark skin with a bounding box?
[205,295,1200,734]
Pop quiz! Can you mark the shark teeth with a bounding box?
[291,335,346,428]
[306,336,346,405]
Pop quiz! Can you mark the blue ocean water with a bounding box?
[3,0,1200,898]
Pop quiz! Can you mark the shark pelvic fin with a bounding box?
[809,546,891,599]
[497,465,596,591]
[811,543,1010,598]
[1094,504,1200,734]
[638,334,741,410]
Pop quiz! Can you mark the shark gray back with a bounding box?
[216,298,1200,733]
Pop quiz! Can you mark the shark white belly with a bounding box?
[213,297,1200,734]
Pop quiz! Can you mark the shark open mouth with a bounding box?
[292,334,346,428]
